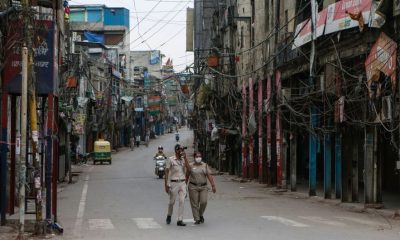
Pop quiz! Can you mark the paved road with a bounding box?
[55,128,400,240]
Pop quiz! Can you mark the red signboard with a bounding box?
[365,32,397,91]
[293,8,328,49]
[325,0,372,34]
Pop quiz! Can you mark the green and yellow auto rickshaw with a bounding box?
[94,139,112,165]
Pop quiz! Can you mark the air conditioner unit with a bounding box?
[381,96,392,121]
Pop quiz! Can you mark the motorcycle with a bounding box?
[175,133,179,142]
[71,150,90,164]
[154,155,166,179]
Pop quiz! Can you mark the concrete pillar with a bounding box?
[276,71,285,188]
[0,92,8,225]
[364,126,382,205]
[335,131,342,199]
[324,134,332,199]
[249,78,254,180]
[351,134,359,202]
[258,79,264,183]
[309,106,317,196]
[266,76,272,185]
[242,81,248,178]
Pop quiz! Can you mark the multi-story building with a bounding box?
[0,0,66,228]
[193,0,400,208]
[69,4,131,80]
[67,4,132,151]
[128,50,164,138]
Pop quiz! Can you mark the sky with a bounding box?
[69,0,194,72]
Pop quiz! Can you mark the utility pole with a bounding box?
[309,0,318,196]
[17,47,28,240]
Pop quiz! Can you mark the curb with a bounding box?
[224,175,400,220]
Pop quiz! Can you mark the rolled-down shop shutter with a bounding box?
[105,33,125,45]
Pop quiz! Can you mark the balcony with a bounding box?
[276,34,301,68]
[70,21,104,31]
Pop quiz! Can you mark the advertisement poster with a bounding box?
[292,8,328,49]
[3,20,56,94]
[325,0,372,34]
[365,32,397,87]
[149,50,160,65]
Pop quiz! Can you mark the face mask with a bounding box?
[194,157,202,163]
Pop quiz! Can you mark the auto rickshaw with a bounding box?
[94,139,112,165]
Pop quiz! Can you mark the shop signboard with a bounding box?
[325,0,372,34]
[292,8,328,49]
[365,32,397,87]
[3,20,57,94]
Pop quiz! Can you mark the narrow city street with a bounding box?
[55,128,400,240]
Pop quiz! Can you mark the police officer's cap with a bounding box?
[174,144,182,151]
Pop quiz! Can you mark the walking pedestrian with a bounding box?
[130,136,135,151]
[145,129,150,147]
[136,134,140,147]
[165,144,189,226]
[185,152,216,224]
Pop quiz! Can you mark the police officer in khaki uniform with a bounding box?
[185,152,216,224]
[165,144,189,226]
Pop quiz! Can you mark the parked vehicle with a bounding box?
[71,149,90,165]
[94,139,112,165]
[154,155,166,179]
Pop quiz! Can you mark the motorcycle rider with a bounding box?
[175,131,180,142]
[155,146,167,158]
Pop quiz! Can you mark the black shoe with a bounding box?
[194,220,201,225]
[200,216,204,223]
[166,216,171,224]
[177,220,186,226]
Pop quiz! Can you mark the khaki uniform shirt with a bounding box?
[188,162,210,184]
[166,156,186,182]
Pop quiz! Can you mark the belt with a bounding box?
[171,179,185,183]
[190,182,207,187]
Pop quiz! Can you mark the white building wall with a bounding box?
[130,51,162,80]
[235,0,252,89]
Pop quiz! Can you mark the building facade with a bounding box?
[193,0,400,207]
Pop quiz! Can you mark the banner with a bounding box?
[3,20,57,94]
[147,95,161,115]
[167,96,177,106]
[325,0,372,34]
[365,32,397,87]
[292,8,327,49]
[150,50,160,65]
[148,95,161,106]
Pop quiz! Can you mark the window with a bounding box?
[104,33,124,45]
[241,26,244,48]
[265,0,270,33]
[285,10,288,33]
[70,9,85,22]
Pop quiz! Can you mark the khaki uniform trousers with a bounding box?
[188,184,208,221]
[168,181,187,221]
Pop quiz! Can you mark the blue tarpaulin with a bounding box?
[84,31,104,43]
